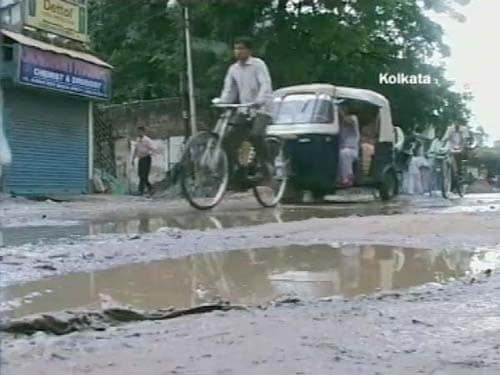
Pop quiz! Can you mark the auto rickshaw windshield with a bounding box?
[272,93,334,125]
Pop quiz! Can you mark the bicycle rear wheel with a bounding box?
[456,159,467,198]
[457,183,466,197]
[253,137,288,207]
[441,159,452,199]
[180,132,229,210]
[456,175,467,197]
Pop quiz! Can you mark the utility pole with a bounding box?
[168,0,197,137]
[179,71,190,140]
[183,4,197,136]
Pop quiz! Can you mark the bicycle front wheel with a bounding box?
[180,132,229,210]
[457,184,466,198]
[456,176,467,198]
[456,160,467,198]
[253,137,288,208]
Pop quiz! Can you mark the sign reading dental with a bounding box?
[25,0,88,43]
[18,46,111,100]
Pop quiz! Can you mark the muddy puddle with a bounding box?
[1,244,497,319]
[0,205,404,248]
[1,194,497,249]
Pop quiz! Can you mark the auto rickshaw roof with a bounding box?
[334,86,389,108]
[273,83,394,143]
[274,84,389,108]
[274,83,336,97]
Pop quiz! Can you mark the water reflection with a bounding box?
[1,244,497,318]
[0,204,404,248]
[0,211,285,248]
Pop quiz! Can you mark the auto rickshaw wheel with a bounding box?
[379,168,398,201]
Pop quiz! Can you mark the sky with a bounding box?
[430,0,500,142]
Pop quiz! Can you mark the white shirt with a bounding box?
[220,56,273,115]
[134,135,155,159]
[442,125,469,150]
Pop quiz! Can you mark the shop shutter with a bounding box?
[4,88,89,195]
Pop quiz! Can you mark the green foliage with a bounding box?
[469,147,500,175]
[88,0,472,132]
[88,0,183,100]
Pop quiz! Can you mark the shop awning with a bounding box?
[1,29,112,69]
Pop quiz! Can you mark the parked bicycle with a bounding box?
[180,103,288,210]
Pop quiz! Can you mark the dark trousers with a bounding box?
[452,153,467,190]
[224,113,272,174]
[138,155,152,194]
[251,113,272,164]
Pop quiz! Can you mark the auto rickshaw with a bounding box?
[266,83,404,202]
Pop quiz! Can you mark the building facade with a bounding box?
[0,0,111,195]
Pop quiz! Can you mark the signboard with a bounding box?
[18,45,112,100]
[24,0,88,43]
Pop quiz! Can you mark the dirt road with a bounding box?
[2,193,500,374]
[4,273,500,375]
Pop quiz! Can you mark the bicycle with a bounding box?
[434,146,467,199]
[450,147,469,198]
[180,103,288,210]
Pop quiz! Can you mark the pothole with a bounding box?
[1,244,497,319]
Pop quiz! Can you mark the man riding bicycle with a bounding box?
[180,37,287,210]
[441,122,471,182]
[212,36,274,180]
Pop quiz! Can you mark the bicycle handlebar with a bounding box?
[212,103,256,109]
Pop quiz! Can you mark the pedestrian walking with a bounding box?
[132,126,156,196]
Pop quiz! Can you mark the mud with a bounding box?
[1,303,244,336]
[0,200,411,248]
[0,193,493,248]
[0,191,454,229]
[2,194,500,374]
[1,244,497,319]
[3,201,500,290]
[2,271,500,374]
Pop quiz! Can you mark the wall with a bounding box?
[113,136,185,193]
[96,97,208,193]
[103,98,187,140]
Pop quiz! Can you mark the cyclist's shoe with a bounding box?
[263,162,275,184]
[228,173,252,191]
[248,163,274,185]
[247,171,264,183]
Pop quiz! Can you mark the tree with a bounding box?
[88,0,472,132]
[422,0,471,22]
[88,0,183,101]
[472,126,489,148]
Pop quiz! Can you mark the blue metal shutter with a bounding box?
[4,88,89,195]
